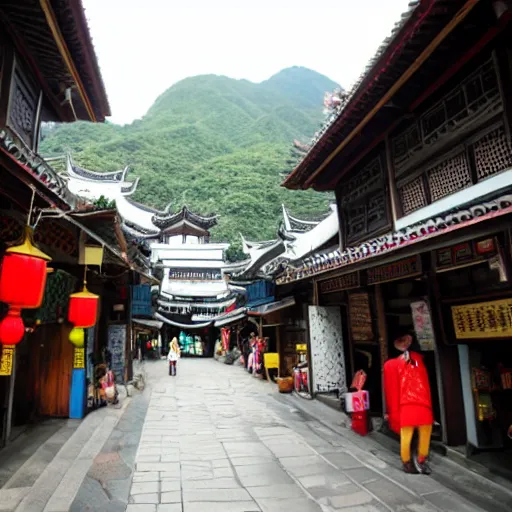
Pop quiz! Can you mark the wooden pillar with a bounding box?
[374,285,388,411]
[126,271,135,382]
[426,270,466,446]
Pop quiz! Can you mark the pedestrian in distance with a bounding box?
[167,337,181,376]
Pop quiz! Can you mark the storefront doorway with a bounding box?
[381,278,443,439]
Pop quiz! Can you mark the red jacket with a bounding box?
[384,352,432,433]
[383,358,401,434]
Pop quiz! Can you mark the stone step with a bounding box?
[14,403,127,512]
[2,422,78,491]
[0,420,74,490]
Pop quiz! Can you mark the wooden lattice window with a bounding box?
[427,152,472,202]
[399,177,428,215]
[473,126,512,180]
[392,57,501,174]
[338,151,390,246]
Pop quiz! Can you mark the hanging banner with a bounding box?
[451,298,512,339]
[221,328,230,353]
[0,345,15,376]
[410,300,435,351]
[367,256,421,285]
[73,347,85,369]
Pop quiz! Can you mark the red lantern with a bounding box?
[0,228,51,345]
[68,287,99,328]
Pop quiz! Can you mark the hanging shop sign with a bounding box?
[318,272,360,294]
[296,344,307,352]
[348,292,374,342]
[263,352,279,369]
[451,298,512,339]
[410,300,435,351]
[73,347,85,369]
[434,238,497,271]
[367,256,421,285]
[0,345,15,376]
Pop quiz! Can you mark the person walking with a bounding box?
[167,337,181,376]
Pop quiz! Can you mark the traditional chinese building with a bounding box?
[0,0,111,450]
[151,209,248,355]
[281,0,512,479]
[63,157,247,355]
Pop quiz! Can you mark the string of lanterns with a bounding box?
[0,188,99,349]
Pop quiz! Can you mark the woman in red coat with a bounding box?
[384,331,433,474]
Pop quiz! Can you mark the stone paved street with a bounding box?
[123,359,510,512]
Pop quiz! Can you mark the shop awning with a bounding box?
[248,296,295,317]
[246,296,275,309]
[132,318,163,330]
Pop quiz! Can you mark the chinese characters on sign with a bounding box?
[451,299,512,339]
[318,272,360,294]
[0,345,15,376]
[411,300,435,351]
[367,256,421,285]
[73,347,85,369]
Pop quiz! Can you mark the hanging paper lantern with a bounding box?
[68,287,99,328]
[68,327,85,348]
[0,308,25,345]
[0,227,51,345]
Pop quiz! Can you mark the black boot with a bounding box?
[403,461,419,474]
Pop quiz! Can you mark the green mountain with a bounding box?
[40,66,338,255]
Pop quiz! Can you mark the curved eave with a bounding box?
[67,155,126,182]
[121,177,140,196]
[154,312,213,330]
[159,219,209,238]
[153,206,218,230]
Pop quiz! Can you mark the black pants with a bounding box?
[169,361,177,376]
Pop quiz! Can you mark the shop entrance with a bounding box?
[381,279,442,440]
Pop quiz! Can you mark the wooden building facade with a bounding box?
[0,0,112,448]
[283,0,512,459]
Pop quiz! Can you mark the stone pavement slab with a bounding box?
[24,358,502,512]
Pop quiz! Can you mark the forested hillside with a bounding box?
[40,66,338,249]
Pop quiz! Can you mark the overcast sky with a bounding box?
[83,0,411,125]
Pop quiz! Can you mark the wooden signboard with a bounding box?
[108,325,127,382]
[318,272,360,294]
[435,238,497,271]
[367,256,421,285]
[410,300,435,351]
[451,298,512,339]
[348,292,374,342]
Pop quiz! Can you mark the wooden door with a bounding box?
[30,324,74,417]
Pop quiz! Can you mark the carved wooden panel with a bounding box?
[399,176,428,215]
[473,125,512,180]
[427,152,472,202]
[8,66,38,149]
[392,58,502,175]
[338,152,390,246]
